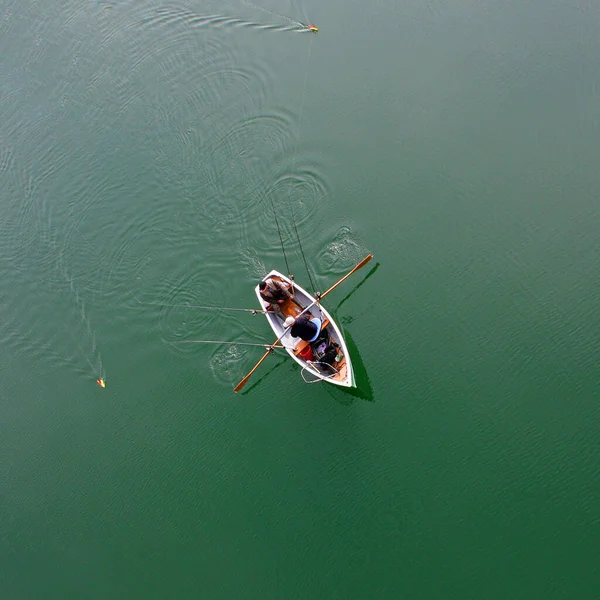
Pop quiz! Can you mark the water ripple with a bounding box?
[0,143,14,174]
[209,344,250,387]
[317,226,370,277]
[0,0,324,388]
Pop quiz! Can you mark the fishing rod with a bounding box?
[269,195,292,279]
[291,211,316,295]
[132,297,266,314]
[175,339,286,348]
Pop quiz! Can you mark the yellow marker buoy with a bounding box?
[96,379,105,388]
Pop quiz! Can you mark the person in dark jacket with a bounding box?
[259,278,292,312]
[284,314,322,343]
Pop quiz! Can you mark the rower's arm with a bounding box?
[275,279,292,299]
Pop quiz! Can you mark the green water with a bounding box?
[1,0,598,597]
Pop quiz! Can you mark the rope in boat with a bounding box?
[301,361,339,384]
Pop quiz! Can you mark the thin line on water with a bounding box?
[287,35,313,207]
[287,36,314,288]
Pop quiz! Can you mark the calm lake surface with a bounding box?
[1,0,598,597]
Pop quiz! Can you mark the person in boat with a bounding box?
[259,278,292,312]
[284,314,322,343]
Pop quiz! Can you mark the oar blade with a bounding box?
[234,375,252,393]
[234,347,274,393]
[355,253,373,270]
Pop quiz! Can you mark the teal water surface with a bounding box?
[1,0,599,597]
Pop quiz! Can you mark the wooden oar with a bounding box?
[233,324,296,392]
[234,253,373,392]
[235,290,323,393]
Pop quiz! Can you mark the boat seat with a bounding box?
[294,318,329,356]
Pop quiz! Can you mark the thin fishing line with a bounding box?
[241,0,303,28]
[292,212,316,293]
[287,36,315,290]
[287,35,313,206]
[251,31,315,280]
[270,196,292,277]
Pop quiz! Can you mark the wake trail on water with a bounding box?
[39,209,107,388]
[141,6,316,34]
[59,261,106,386]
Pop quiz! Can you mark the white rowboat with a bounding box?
[255,270,355,388]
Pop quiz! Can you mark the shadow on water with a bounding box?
[241,352,288,395]
[324,263,379,404]
[324,329,374,404]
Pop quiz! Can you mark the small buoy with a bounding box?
[96,379,105,388]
